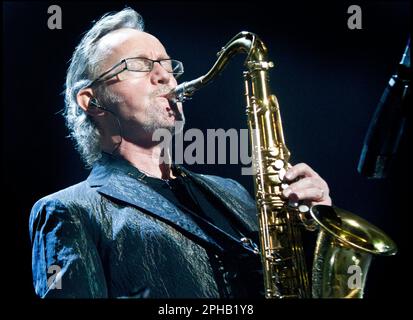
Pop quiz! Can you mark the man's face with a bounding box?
[95,28,184,143]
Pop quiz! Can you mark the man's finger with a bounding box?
[283,187,326,202]
[284,162,318,181]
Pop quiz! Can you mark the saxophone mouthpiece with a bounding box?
[166,83,188,104]
[167,76,205,104]
[165,89,177,104]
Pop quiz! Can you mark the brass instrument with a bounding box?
[169,31,397,298]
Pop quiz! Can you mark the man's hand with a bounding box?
[282,163,332,206]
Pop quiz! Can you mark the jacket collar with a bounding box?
[87,153,224,251]
[87,153,257,252]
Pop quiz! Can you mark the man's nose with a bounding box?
[150,61,174,85]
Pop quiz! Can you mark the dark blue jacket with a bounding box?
[29,153,261,298]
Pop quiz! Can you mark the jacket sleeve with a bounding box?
[29,198,108,298]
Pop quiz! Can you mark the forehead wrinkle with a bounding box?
[95,29,170,72]
[129,52,171,60]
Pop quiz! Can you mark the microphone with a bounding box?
[89,98,107,110]
[358,39,411,179]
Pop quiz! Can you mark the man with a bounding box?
[29,8,331,298]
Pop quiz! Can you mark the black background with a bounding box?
[2,0,411,308]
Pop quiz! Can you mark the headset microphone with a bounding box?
[89,98,106,110]
[88,97,123,154]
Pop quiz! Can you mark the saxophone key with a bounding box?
[274,159,284,169]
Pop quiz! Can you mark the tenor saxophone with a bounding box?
[168,31,397,298]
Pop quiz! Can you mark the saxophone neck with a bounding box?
[167,31,271,103]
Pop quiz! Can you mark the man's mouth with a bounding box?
[158,92,179,108]
[158,92,172,101]
[153,88,181,119]
[157,95,172,109]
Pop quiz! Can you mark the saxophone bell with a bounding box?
[310,205,397,298]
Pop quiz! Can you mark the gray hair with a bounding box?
[64,8,144,167]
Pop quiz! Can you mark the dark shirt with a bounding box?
[142,171,242,241]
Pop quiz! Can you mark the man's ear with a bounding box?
[77,88,105,116]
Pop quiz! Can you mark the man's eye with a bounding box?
[129,60,149,71]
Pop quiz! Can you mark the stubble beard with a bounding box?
[142,93,185,137]
[98,85,186,142]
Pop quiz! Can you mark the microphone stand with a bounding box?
[358,38,411,179]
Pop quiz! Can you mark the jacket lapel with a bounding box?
[87,154,223,252]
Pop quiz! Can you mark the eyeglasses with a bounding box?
[89,57,184,86]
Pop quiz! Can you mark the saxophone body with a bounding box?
[169,31,397,298]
